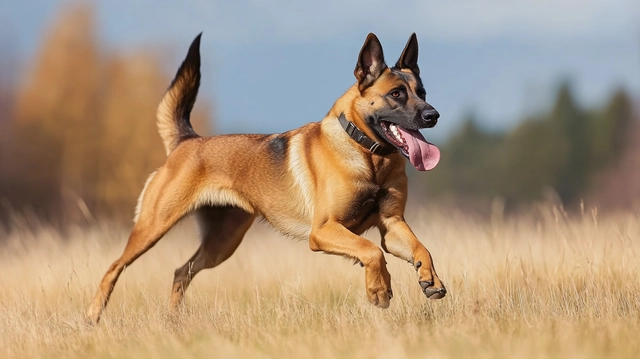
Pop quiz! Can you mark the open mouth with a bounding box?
[380,121,441,171]
[381,121,409,155]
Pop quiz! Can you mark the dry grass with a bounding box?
[1,207,639,358]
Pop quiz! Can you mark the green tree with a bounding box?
[545,83,589,203]
[589,88,634,167]
[501,115,568,202]
[427,114,504,200]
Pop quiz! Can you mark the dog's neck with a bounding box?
[327,85,395,156]
[328,86,380,140]
[337,113,395,156]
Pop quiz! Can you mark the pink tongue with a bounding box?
[397,127,440,171]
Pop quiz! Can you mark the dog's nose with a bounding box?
[421,109,439,128]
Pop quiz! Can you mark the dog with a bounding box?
[86,32,446,324]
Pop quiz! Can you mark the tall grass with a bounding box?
[1,207,639,358]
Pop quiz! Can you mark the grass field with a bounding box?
[1,206,639,358]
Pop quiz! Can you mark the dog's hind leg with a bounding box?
[86,170,197,325]
[169,205,255,311]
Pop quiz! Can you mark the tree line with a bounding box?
[423,83,637,211]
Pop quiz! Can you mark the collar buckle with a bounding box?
[345,122,356,136]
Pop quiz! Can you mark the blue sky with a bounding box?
[1,0,639,141]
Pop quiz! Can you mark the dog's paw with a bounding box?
[83,316,99,328]
[415,260,447,299]
[367,285,393,308]
[364,258,393,308]
[85,308,101,327]
[419,280,447,299]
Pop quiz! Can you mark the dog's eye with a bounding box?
[390,90,401,98]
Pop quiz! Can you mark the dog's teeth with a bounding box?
[391,129,400,137]
[387,123,404,144]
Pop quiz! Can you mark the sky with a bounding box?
[1,0,639,141]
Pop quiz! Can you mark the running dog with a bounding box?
[87,32,446,324]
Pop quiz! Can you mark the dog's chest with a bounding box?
[342,183,387,231]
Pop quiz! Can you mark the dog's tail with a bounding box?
[156,33,202,156]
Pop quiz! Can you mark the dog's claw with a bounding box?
[424,287,446,299]
[420,281,446,299]
[419,280,434,290]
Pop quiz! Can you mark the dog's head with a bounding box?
[353,33,440,171]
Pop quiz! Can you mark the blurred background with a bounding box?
[0,0,638,228]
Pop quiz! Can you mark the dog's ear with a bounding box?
[395,33,419,75]
[354,33,387,91]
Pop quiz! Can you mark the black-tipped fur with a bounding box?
[156,33,203,155]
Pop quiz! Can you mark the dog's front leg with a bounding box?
[309,220,393,308]
[378,216,446,299]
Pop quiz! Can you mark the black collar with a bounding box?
[337,113,396,156]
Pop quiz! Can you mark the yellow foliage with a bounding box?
[1,3,213,222]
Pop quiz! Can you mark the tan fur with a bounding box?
[156,90,179,155]
[86,33,446,324]
[133,170,156,223]
[156,73,193,155]
[283,134,315,238]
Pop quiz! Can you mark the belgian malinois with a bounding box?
[87,32,446,324]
